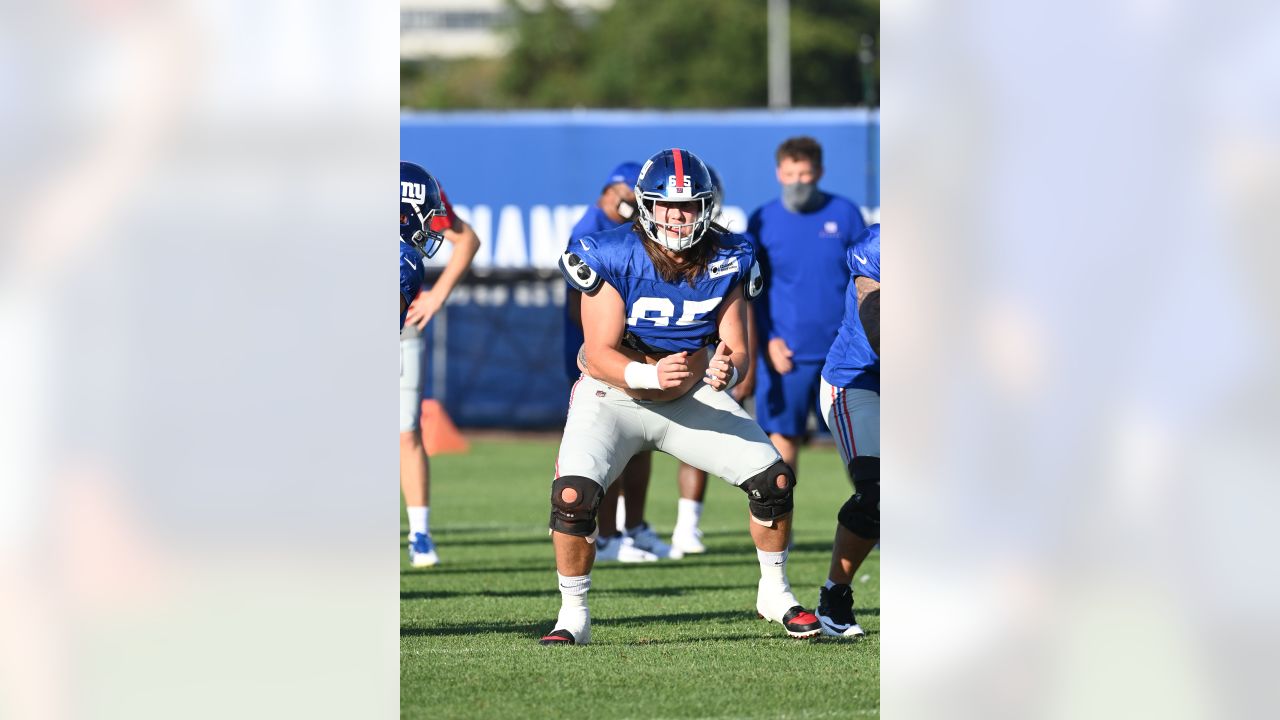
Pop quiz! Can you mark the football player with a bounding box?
[541,148,822,645]
[815,223,880,637]
[399,161,481,567]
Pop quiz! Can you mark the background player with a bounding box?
[542,148,820,645]
[747,137,868,477]
[400,161,481,567]
[815,223,879,637]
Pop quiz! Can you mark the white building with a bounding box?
[401,0,613,60]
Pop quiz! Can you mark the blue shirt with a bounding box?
[400,240,425,330]
[563,225,757,354]
[563,206,627,378]
[747,193,868,361]
[822,224,880,392]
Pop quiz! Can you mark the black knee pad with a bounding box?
[740,460,796,523]
[549,475,603,537]
[837,456,879,539]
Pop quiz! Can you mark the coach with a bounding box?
[747,137,868,476]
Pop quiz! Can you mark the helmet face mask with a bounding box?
[400,162,446,258]
[634,149,718,252]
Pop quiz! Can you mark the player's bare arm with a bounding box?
[406,218,482,330]
[731,307,758,402]
[704,285,750,391]
[580,281,708,401]
[855,275,880,355]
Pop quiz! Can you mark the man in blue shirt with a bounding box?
[747,136,868,477]
[815,224,879,637]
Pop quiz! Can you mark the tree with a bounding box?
[400,0,879,110]
[579,0,768,108]
[498,0,594,107]
[790,0,879,106]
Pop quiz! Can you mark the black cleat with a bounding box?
[816,584,865,638]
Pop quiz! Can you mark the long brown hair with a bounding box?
[634,220,729,287]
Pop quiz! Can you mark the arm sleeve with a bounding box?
[558,233,614,294]
[849,227,881,283]
[732,234,765,300]
[401,252,424,304]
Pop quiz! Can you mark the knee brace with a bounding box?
[740,460,796,524]
[837,456,879,539]
[549,475,603,537]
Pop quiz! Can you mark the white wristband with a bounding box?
[624,361,661,390]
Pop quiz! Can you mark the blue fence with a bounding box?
[405,109,879,428]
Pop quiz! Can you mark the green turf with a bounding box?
[401,438,879,719]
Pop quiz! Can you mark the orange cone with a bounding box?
[420,399,469,455]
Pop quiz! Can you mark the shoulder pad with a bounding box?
[559,251,602,293]
[744,261,764,300]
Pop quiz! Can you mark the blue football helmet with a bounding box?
[634,148,718,252]
[400,161,446,258]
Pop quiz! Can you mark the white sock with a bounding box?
[757,548,791,592]
[408,506,429,536]
[824,578,837,590]
[550,573,588,625]
[676,498,703,529]
[557,573,591,605]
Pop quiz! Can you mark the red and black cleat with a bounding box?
[759,606,823,639]
[538,629,578,646]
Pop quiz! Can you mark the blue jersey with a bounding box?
[747,193,868,361]
[822,224,880,392]
[400,240,425,330]
[563,225,758,354]
[563,206,627,378]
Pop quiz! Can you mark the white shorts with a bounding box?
[819,379,880,465]
[400,334,425,433]
[555,374,781,489]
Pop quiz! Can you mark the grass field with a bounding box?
[401,438,879,719]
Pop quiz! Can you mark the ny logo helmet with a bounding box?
[634,148,718,252]
[400,161,446,258]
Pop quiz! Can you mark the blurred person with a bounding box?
[400,161,480,567]
[562,161,666,562]
[540,148,820,645]
[815,223,879,638]
[748,137,869,476]
[1,3,195,715]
